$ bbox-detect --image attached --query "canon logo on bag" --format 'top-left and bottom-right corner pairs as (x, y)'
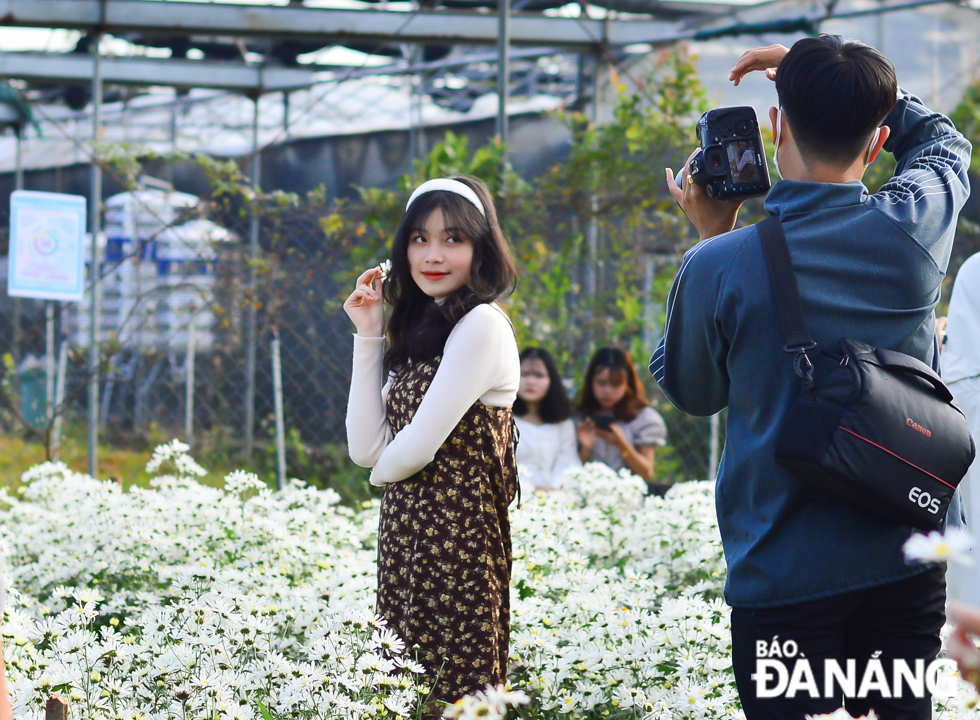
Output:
(907, 418), (932, 438)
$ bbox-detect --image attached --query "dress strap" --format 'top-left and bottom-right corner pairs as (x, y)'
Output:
(510, 414), (522, 509)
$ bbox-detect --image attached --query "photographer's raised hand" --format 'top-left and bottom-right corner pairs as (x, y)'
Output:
(729, 44), (790, 86)
(665, 149), (743, 241)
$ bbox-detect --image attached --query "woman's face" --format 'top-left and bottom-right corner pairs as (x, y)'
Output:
(407, 207), (474, 300)
(592, 367), (629, 410)
(519, 357), (551, 405)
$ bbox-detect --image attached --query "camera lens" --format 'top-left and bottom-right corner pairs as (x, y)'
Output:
(736, 120), (752, 136)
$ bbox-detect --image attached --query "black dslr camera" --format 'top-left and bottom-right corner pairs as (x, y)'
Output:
(684, 107), (771, 201)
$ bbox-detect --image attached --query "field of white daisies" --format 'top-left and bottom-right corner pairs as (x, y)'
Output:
(0, 440), (978, 720)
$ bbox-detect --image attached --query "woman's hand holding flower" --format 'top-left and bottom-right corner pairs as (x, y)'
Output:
(344, 266), (386, 337)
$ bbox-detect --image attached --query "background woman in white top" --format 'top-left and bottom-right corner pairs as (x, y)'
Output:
(343, 175), (520, 715)
(513, 347), (582, 489)
(576, 346), (667, 482)
(942, 253), (980, 606)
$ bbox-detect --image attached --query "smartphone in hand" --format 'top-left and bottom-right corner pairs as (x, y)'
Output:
(594, 412), (615, 431)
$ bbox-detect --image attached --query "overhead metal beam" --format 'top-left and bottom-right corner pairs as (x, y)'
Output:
(2, 0), (947, 95)
(0, 0), (676, 49)
(0, 47), (587, 114)
(0, 52), (322, 92)
(0, 49), (571, 93)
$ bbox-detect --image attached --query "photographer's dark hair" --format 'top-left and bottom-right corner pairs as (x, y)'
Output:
(513, 347), (574, 423)
(775, 34), (897, 167)
(383, 175), (517, 374)
(578, 346), (650, 422)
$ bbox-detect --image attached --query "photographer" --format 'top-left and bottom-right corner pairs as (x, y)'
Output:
(650, 36), (971, 720)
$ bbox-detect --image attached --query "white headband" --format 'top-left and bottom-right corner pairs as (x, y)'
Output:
(406, 178), (486, 218)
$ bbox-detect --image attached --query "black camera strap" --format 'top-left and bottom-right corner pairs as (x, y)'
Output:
(757, 215), (817, 385)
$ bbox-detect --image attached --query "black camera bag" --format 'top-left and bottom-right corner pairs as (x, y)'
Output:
(758, 215), (975, 530)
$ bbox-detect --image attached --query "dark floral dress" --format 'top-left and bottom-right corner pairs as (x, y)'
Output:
(376, 355), (519, 715)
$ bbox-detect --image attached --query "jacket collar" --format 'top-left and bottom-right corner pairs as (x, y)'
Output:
(763, 179), (870, 219)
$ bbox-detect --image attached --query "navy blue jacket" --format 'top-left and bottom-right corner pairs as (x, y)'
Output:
(650, 90), (972, 608)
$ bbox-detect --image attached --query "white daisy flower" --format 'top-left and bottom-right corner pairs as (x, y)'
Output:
(903, 527), (974, 566)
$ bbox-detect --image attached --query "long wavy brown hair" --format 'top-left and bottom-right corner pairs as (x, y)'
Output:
(577, 346), (650, 422)
(382, 176), (517, 374)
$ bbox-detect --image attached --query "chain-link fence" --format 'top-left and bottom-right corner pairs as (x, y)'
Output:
(0, 164), (359, 482)
(0, 147), (725, 492)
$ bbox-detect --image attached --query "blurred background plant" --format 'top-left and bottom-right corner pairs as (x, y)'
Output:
(3, 50), (980, 498)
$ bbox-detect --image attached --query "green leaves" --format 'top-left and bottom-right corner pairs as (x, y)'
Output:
(256, 699), (275, 720)
(321, 50), (716, 384)
(952, 79), (980, 176)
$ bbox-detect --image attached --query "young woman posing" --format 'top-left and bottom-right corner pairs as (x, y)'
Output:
(576, 346), (667, 481)
(343, 176), (520, 714)
(513, 347), (581, 489)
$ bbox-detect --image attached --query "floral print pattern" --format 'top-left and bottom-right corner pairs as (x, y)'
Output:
(377, 356), (519, 715)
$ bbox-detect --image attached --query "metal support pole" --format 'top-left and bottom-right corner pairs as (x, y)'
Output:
(283, 91), (290, 136)
(12, 125), (24, 371)
(168, 91), (178, 184)
(585, 51), (600, 300)
(642, 255), (656, 351)
(45, 301), (55, 421)
(244, 95), (261, 460)
(52, 333), (68, 461)
(416, 69), (427, 159)
(407, 46), (419, 161)
(876, 0), (886, 52)
(185, 307), (197, 449)
(272, 326), (286, 491)
(708, 412), (720, 481)
(14, 124), (23, 190)
(496, 0), (510, 143)
(587, 196), (598, 298)
(88, 31), (104, 478)
(591, 50), (600, 124)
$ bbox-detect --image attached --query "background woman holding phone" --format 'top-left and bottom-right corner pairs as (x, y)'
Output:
(576, 346), (667, 482)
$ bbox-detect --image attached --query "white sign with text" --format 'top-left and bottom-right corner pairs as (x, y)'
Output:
(7, 190), (87, 301)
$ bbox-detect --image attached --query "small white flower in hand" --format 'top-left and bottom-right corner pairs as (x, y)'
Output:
(379, 260), (392, 281)
(903, 527), (974, 566)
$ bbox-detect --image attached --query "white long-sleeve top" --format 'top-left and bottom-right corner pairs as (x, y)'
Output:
(944, 253), (980, 385)
(514, 417), (581, 488)
(346, 302), (520, 486)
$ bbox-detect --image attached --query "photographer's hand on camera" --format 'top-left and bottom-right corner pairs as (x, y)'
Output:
(666, 149), (744, 241)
